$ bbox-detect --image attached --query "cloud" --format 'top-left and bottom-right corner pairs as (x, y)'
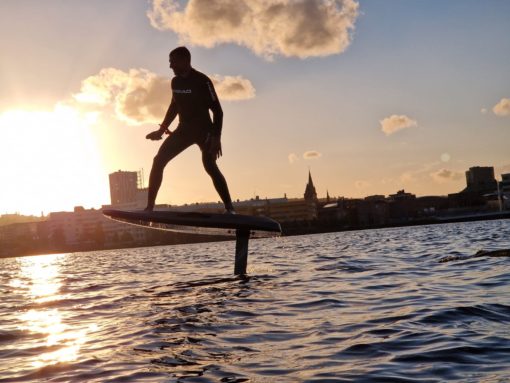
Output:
(74, 68), (171, 125)
(74, 68), (255, 124)
(147, 0), (359, 59)
(430, 168), (463, 183)
(303, 150), (322, 159)
(380, 114), (417, 136)
(288, 153), (298, 164)
(481, 107), (488, 114)
(398, 161), (441, 184)
(493, 98), (510, 117)
(211, 75), (255, 100)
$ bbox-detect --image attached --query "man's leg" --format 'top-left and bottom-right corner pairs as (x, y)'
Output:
(146, 130), (192, 210)
(202, 151), (234, 212)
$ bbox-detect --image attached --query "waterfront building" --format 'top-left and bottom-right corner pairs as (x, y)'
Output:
(109, 170), (148, 208)
(449, 166), (498, 208)
(46, 206), (149, 248)
(464, 166), (497, 193)
(498, 173), (510, 209)
(157, 171), (320, 222)
(0, 221), (39, 256)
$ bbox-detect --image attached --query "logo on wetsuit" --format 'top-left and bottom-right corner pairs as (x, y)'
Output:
(173, 89), (192, 94)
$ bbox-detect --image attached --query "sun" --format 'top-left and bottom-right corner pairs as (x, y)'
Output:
(0, 104), (109, 215)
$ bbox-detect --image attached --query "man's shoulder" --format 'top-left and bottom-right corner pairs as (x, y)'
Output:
(191, 68), (211, 83)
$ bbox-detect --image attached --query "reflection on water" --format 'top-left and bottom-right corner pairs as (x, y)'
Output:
(11, 254), (64, 302)
(12, 254), (97, 369)
(1, 220), (510, 382)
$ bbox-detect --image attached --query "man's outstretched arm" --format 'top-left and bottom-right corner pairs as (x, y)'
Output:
(146, 97), (178, 140)
(160, 97), (178, 131)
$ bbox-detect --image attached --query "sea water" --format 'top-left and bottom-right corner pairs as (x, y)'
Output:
(1, 219), (509, 382)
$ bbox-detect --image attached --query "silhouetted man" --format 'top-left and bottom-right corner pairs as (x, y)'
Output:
(145, 46), (234, 213)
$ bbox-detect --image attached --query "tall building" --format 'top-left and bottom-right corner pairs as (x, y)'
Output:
(109, 171), (138, 205)
(464, 166), (497, 193)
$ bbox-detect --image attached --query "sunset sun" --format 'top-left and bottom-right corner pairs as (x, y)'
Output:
(0, 105), (109, 215)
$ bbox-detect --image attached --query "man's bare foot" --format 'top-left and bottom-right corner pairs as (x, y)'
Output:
(224, 208), (236, 215)
(144, 205), (154, 212)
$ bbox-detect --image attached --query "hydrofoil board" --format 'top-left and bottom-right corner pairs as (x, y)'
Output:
(102, 209), (281, 238)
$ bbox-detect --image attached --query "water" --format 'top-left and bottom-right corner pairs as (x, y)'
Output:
(1, 220), (510, 382)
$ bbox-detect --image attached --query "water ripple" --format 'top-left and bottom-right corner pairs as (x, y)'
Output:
(1, 219), (510, 382)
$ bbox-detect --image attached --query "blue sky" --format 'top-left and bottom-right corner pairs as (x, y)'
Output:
(0, 0), (509, 214)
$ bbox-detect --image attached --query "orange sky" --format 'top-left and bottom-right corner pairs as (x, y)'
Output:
(0, 0), (509, 216)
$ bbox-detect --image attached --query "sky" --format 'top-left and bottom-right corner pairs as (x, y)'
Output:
(0, 0), (509, 216)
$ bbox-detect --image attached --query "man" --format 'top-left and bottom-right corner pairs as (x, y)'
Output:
(145, 46), (235, 213)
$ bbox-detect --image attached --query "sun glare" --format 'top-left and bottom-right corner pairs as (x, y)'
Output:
(14, 254), (98, 368)
(0, 105), (109, 215)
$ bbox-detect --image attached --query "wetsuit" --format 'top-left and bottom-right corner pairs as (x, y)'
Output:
(147, 68), (233, 210)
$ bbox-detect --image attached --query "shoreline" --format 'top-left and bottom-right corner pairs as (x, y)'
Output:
(1, 213), (509, 259)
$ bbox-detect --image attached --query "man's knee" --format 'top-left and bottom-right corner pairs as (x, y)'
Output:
(202, 156), (218, 175)
(152, 154), (168, 171)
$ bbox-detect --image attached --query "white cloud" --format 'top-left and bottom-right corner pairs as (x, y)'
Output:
(303, 150), (322, 159)
(493, 98), (510, 117)
(147, 0), (359, 59)
(398, 161), (440, 184)
(211, 75), (255, 100)
(73, 68), (171, 125)
(74, 68), (255, 125)
(288, 153), (298, 164)
(380, 114), (417, 136)
(430, 168), (463, 183)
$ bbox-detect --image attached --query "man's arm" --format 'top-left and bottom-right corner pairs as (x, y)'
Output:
(203, 78), (224, 158)
(205, 79), (223, 136)
(146, 96), (178, 140)
(160, 96), (178, 132)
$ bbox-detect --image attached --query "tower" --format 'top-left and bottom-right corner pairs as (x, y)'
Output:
(304, 170), (318, 202)
(109, 170), (138, 205)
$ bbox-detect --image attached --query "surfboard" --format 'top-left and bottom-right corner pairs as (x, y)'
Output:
(102, 209), (282, 238)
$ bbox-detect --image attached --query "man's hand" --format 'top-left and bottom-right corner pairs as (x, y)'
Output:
(206, 134), (222, 159)
(146, 128), (170, 141)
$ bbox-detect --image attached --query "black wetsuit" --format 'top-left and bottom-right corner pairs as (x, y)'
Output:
(147, 68), (233, 209)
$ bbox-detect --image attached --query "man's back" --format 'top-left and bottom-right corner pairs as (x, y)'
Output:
(171, 68), (220, 131)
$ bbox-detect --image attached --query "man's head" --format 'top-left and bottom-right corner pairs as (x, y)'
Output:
(169, 46), (191, 77)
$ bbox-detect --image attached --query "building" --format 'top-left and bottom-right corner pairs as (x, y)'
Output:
(498, 173), (510, 209)
(304, 171), (318, 202)
(46, 206), (149, 249)
(0, 221), (39, 256)
(449, 166), (498, 208)
(357, 197), (389, 226)
(109, 170), (138, 205)
(387, 190), (417, 222)
(464, 166), (497, 193)
(108, 170), (148, 209)
(500, 173), (510, 193)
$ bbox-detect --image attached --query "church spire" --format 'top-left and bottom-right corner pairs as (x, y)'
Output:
(304, 169), (318, 201)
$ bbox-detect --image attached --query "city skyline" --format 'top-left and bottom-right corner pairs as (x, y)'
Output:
(3, 164), (507, 218)
(1, 0), (509, 216)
